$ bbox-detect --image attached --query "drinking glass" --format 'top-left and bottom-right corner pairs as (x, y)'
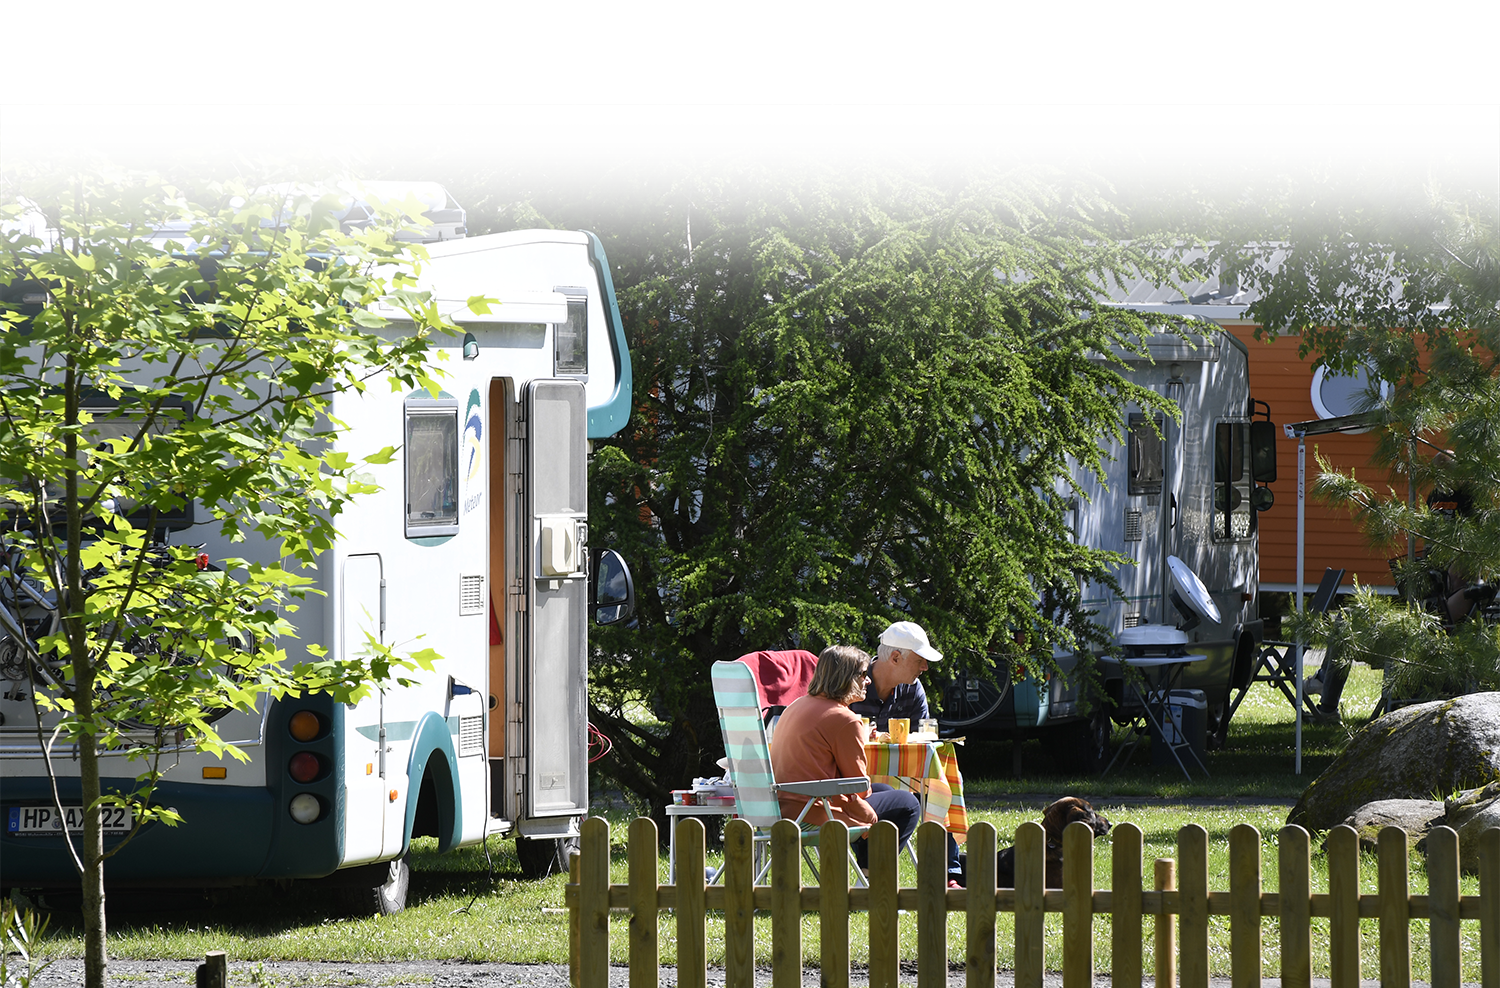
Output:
(919, 717), (938, 737)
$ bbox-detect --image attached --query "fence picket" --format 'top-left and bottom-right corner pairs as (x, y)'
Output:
(1014, 821), (1046, 988)
(821, 820), (852, 988)
(1177, 825), (1209, 988)
(677, 817), (707, 988)
(1428, 826), (1460, 988)
(566, 817), (1498, 988)
(723, 819), (756, 988)
(1278, 826), (1311, 988)
(1481, 828), (1499, 988)
(628, 817), (660, 988)
(569, 850), (581, 988)
(1326, 825), (1360, 988)
(1062, 821), (1095, 988)
(578, 816), (611, 988)
(1111, 824), (1143, 988)
(918, 821), (949, 988)
(966, 822), (998, 988)
(770, 820), (801, 988)
(869, 821), (900, 988)
(1154, 858), (1176, 988)
(1379, 825), (1412, 988)
(1228, 824), (1261, 988)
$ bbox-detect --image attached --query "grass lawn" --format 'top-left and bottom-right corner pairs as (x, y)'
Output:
(25, 662), (1488, 981)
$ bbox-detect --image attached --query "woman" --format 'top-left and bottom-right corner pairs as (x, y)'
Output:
(767, 644), (921, 871)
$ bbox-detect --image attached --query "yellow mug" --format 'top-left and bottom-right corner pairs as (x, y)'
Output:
(888, 718), (910, 744)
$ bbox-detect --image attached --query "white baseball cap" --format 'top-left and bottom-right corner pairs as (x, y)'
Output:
(880, 620), (942, 663)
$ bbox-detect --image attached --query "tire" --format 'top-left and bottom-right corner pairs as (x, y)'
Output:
(937, 658), (1010, 730)
(344, 853), (410, 916)
(516, 833), (580, 880)
(1206, 696), (1231, 751)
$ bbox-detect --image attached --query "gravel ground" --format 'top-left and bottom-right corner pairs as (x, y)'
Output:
(23, 959), (1440, 988)
(31, 959), (1467, 988)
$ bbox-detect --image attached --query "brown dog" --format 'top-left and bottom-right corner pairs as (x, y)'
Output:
(993, 796), (1113, 888)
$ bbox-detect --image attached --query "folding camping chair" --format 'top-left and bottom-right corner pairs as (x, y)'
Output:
(710, 659), (871, 886)
(1228, 567), (1344, 720)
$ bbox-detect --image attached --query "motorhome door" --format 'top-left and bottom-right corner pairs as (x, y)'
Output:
(521, 380), (589, 819)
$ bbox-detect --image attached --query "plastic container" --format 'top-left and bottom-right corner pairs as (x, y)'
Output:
(1150, 688), (1207, 767)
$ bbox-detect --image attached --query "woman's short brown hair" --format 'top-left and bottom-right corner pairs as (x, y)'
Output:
(807, 645), (872, 704)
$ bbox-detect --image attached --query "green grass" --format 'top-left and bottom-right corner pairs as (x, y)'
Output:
(28, 662), (1486, 980)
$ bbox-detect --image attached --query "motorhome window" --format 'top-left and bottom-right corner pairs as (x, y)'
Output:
(1213, 420), (1252, 541)
(1127, 414), (1164, 495)
(46, 400), (194, 529)
(404, 402), (460, 539)
(553, 288), (588, 377)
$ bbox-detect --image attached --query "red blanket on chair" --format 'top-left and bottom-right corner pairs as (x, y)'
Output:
(735, 650), (819, 711)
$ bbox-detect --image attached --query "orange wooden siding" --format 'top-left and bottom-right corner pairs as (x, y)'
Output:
(1229, 325), (1402, 591)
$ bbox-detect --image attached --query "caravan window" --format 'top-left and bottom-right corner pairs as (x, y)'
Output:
(1127, 414), (1164, 496)
(553, 287), (588, 377)
(1213, 420), (1253, 541)
(404, 398), (460, 539)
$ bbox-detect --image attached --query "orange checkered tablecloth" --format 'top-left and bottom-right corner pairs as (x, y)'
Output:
(863, 741), (968, 842)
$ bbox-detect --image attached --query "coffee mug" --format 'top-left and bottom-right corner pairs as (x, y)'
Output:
(889, 717), (910, 744)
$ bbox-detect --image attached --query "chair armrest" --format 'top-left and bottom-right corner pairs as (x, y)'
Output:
(775, 777), (868, 798)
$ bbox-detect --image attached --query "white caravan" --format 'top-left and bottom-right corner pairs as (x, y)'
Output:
(1, 210), (635, 909)
(938, 325), (1278, 769)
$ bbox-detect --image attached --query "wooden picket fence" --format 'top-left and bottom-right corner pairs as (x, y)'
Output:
(568, 816), (1500, 988)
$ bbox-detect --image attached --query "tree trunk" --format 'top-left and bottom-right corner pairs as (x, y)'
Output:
(76, 666), (108, 988)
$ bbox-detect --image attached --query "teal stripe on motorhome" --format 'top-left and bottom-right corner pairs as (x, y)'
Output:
(584, 232), (633, 440)
(402, 712), (463, 854)
(355, 717), (464, 743)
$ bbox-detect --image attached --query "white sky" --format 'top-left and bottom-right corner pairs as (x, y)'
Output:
(7, 1), (1495, 106)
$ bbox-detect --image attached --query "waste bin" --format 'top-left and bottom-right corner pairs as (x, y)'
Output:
(1150, 688), (1207, 768)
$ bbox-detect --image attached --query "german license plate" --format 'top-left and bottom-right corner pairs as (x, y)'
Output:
(7, 804), (133, 835)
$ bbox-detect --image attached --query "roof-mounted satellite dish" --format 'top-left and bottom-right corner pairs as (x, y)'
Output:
(1167, 555), (1221, 631)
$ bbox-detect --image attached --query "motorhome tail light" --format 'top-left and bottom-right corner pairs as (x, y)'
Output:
(288, 752), (322, 783)
(288, 793), (321, 824)
(288, 711), (321, 742)
(196, 553), (210, 571)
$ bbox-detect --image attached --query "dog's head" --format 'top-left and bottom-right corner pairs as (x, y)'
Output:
(1041, 796), (1112, 841)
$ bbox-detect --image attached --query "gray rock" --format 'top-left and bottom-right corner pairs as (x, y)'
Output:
(1337, 799), (1446, 851)
(1445, 780), (1500, 873)
(1288, 692), (1500, 832)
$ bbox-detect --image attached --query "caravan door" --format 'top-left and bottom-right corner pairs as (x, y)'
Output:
(521, 380), (589, 822)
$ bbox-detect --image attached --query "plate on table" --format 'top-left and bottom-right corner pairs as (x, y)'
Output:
(906, 732), (940, 743)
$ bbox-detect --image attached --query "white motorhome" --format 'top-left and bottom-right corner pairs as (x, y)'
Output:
(938, 324), (1278, 770)
(0, 201), (635, 910)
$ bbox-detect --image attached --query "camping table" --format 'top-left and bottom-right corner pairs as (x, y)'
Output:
(665, 802), (738, 884)
(863, 740), (969, 843)
(1103, 654), (1209, 781)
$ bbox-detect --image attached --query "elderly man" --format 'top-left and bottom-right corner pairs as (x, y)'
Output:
(849, 620), (966, 886)
(849, 620), (942, 730)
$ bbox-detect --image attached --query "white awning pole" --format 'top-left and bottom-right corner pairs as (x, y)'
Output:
(1295, 436), (1306, 775)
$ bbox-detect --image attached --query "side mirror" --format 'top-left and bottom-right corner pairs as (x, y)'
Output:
(1250, 420), (1278, 484)
(1251, 486), (1275, 512)
(592, 548), (635, 627)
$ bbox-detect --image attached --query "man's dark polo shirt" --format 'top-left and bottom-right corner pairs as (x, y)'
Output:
(849, 678), (930, 731)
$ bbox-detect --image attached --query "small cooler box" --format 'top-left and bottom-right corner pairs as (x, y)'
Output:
(1150, 688), (1207, 767)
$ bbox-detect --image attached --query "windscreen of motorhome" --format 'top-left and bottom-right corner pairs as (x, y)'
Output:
(404, 399), (460, 538)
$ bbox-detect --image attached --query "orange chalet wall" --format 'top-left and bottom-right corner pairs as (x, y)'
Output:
(1228, 324), (1402, 592)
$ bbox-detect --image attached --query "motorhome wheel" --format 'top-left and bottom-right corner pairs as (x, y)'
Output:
(517, 833), (580, 879)
(1056, 706), (1113, 774)
(343, 853), (410, 916)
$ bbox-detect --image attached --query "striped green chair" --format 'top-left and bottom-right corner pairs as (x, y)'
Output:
(710, 659), (870, 886)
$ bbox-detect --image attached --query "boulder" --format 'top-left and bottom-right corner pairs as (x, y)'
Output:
(1444, 780), (1500, 874)
(1337, 799), (1446, 851)
(1288, 692), (1500, 832)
